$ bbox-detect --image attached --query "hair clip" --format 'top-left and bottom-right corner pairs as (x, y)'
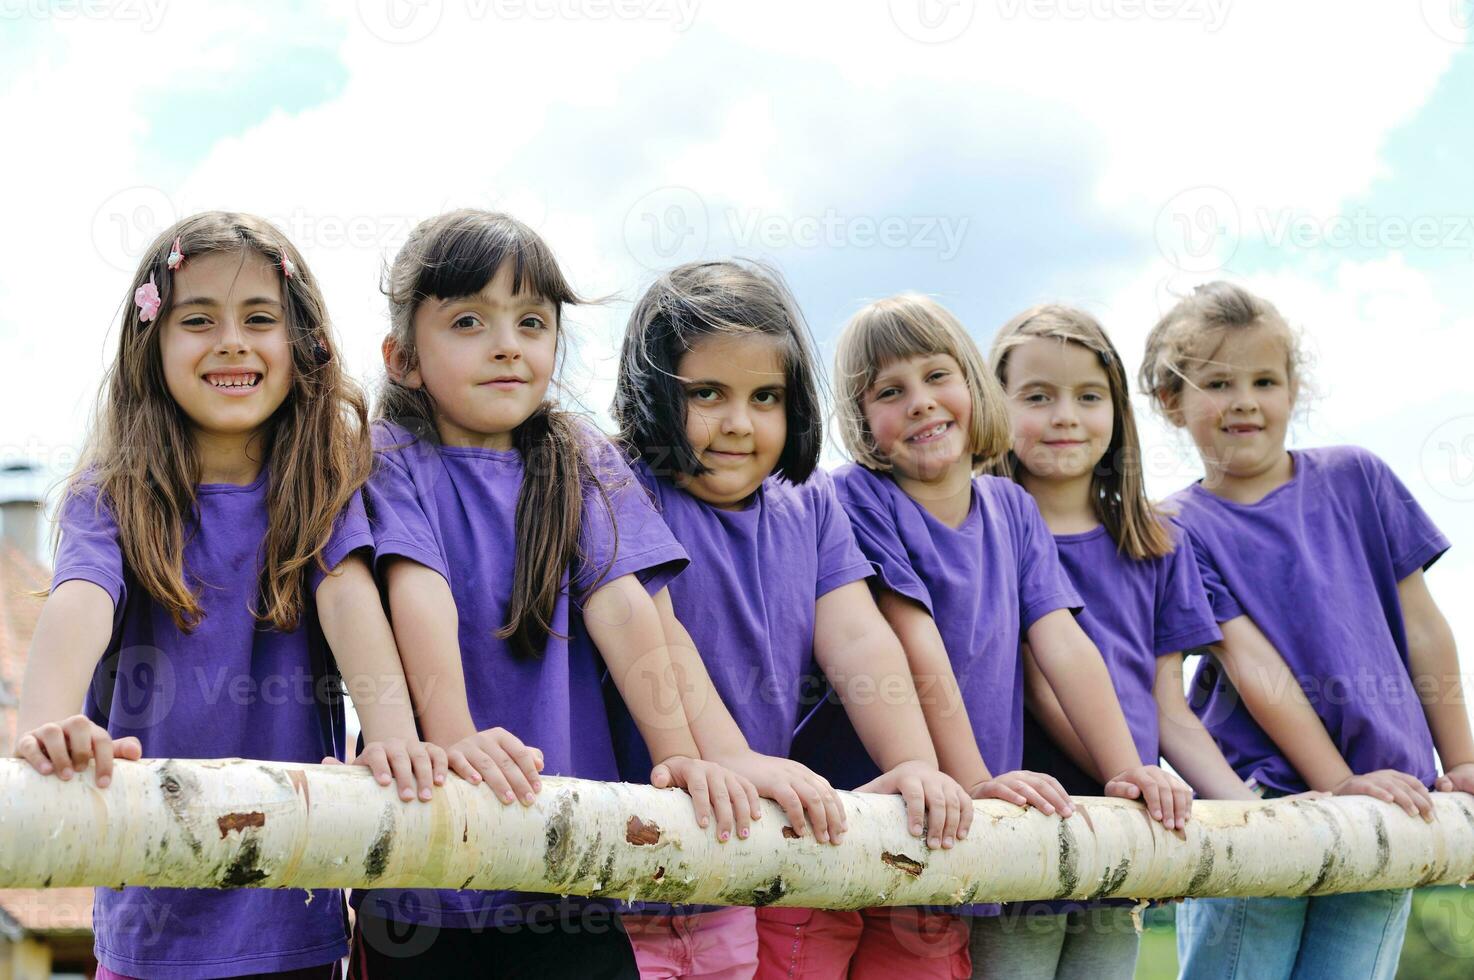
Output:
(166, 236), (184, 271)
(134, 273), (161, 323)
(281, 255), (296, 279)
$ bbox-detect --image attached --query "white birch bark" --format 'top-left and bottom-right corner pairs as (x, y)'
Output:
(1, 759), (1471, 906)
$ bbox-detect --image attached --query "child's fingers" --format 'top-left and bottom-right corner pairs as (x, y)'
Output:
(935, 785), (961, 848)
(740, 776), (763, 822)
(649, 763), (672, 789)
(384, 742), (416, 802)
(427, 744), (448, 787)
(773, 787), (808, 838)
(955, 786), (973, 840)
(1437, 775), (1453, 792)
(38, 725), (73, 779)
(510, 747), (543, 795)
(114, 736), (142, 761)
(478, 748), (528, 805)
(796, 781), (830, 844)
(359, 745), (393, 786)
(15, 734), (53, 775)
(924, 784), (948, 848)
(91, 731), (116, 788)
(708, 770), (735, 842)
(1145, 778), (1169, 826)
(819, 784), (846, 843)
(63, 717), (97, 776)
(727, 775), (753, 841)
(407, 744), (435, 801)
(900, 778), (927, 838)
(1173, 783), (1194, 826)
(320, 756), (343, 766)
(1012, 781), (1055, 815)
(679, 766), (714, 831)
(446, 749), (481, 785)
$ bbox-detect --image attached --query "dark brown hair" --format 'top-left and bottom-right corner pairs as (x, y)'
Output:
(64, 211), (369, 631)
(991, 304), (1172, 561)
(379, 209), (605, 657)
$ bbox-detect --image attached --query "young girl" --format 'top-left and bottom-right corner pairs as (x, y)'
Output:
(350, 211), (755, 979)
(610, 261), (974, 980)
(986, 304), (1263, 978)
(14, 212), (444, 979)
(1140, 281), (1470, 979)
(794, 293), (1194, 979)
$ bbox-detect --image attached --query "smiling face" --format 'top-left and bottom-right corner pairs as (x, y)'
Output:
(396, 260), (558, 449)
(1003, 337), (1114, 484)
(675, 332), (788, 509)
(861, 352), (974, 485)
(160, 250), (293, 448)
(1171, 323), (1296, 488)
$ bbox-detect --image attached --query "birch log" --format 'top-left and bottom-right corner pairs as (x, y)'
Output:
(1, 759), (1472, 907)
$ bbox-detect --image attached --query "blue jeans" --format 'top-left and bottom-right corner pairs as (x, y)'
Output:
(1176, 889), (1411, 980)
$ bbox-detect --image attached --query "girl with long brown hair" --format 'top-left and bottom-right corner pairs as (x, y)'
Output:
(349, 210), (756, 979)
(14, 211), (444, 979)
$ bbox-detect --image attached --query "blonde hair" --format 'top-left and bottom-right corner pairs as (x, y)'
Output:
(834, 293), (1011, 473)
(990, 304), (1172, 560)
(1140, 281), (1306, 417)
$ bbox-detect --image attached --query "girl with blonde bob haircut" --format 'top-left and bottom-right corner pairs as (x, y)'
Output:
(794, 293), (1189, 978)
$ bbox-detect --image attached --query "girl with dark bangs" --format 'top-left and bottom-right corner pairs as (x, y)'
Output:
(611, 261), (973, 980)
(15, 211), (444, 979)
(350, 211), (755, 978)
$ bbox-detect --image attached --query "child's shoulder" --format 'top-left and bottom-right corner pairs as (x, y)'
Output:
(829, 461), (897, 513)
(1298, 444), (1389, 482)
(972, 471), (1042, 519)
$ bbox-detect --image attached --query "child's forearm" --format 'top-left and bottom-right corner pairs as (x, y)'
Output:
(1028, 611), (1141, 779)
(875, 591), (990, 788)
(1154, 653), (1256, 800)
(317, 555), (419, 743)
(1214, 616), (1354, 791)
(589, 575), (701, 764)
(1400, 572), (1474, 770)
(383, 559), (478, 746)
(651, 589), (751, 761)
(1022, 643), (1101, 782)
(16, 581), (116, 733)
(814, 582), (937, 772)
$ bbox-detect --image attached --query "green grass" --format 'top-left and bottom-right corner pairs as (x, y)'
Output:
(1130, 888), (1474, 979)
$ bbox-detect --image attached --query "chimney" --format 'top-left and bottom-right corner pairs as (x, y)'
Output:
(0, 462), (45, 561)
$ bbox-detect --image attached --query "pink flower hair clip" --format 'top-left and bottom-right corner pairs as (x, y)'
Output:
(134, 274), (161, 324)
(281, 255), (297, 279)
(166, 236), (185, 271)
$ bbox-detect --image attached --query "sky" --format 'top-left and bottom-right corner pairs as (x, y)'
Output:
(1, 1), (1472, 715)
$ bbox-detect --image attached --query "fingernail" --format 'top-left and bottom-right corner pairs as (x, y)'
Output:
(700, 817), (709, 828)
(928, 837), (940, 849)
(435, 774), (445, 784)
(401, 788), (413, 800)
(503, 791), (515, 804)
(523, 793), (535, 805)
(61, 769), (72, 780)
(1042, 804), (1054, 814)
(944, 836), (955, 848)
(739, 828), (750, 839)
(97, 775), (110, 788)
(38, 763), (51, 774)
(532, 781), (542, 792)
(421, 789), (432, 801)
(470, 773), (482, 783)
(818, 832), (828, 843)
(720, 830), (730, 842)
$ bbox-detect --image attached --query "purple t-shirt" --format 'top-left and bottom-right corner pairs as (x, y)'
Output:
(355, 420), (687, 930)
(607, 461), (873, 777)
(53, 471), (369, 979)
(1022, 525), (1222, 793)
(792, 464), (1083, 787)
(1171, 446), (1448, 794)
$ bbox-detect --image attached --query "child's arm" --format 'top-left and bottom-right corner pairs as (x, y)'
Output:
(13, 581), (140, 786)
(588, 574), (757, 841)
(1211, 614), (1433, 816)
(1021, 642), (1101, 781)
(880, 592), (1073, 817)
(651, 589), (844, 844)
(383, 558), (544, 805)
(316, 554), (446, 802)
(1398, 570), (1474, 793)
(1152, 653), (1257, 801)
(1027, 609), (1192, 829)
(814, 580), (974, 850)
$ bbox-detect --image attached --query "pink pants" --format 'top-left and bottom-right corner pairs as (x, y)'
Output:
(754, 907), (970, 980)
(624, 906), (760, 979)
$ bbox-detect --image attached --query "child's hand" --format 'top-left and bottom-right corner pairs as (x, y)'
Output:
(970, 770), (1075, 819)
(1334, 769), (1434, 819)
(856, 760), (973, 850)
(652, 756), (761, 843)
(324, 737), (447, 803)
(445, 727), (544, 806)
(14, 715), (141, 788)
(1105, 764), (1193, 830)
(1435, 762), (1474, 795)
(715, 750), (846, 844)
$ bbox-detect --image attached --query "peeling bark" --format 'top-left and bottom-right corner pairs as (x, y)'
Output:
(2, 759), (1472, 908)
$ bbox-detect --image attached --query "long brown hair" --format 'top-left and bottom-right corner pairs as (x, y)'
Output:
(990, 305), (1172, 561)
(63, 211), (370, 631)
(378, 209), (604, 658)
